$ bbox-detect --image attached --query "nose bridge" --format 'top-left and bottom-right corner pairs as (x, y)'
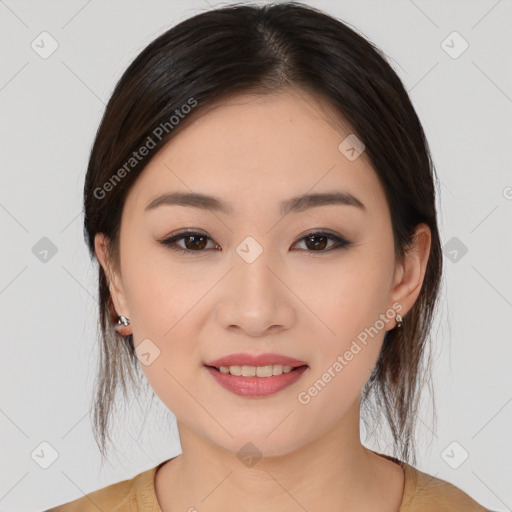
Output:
(234, 235), (279, 306)
(219, 234), (292, 335)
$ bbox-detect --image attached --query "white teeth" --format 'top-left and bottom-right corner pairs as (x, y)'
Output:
(217, 364), (295, 377)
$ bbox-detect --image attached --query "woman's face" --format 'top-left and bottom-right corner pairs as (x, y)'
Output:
(96, 89), (426, 457)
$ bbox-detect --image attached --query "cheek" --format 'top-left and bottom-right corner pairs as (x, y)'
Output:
(303, 252), (392, 387)
(305, 254), (392, 339)
(303, 287), (388, 419)
(121, 252), (209, 403)
(122, 243), (201, 337)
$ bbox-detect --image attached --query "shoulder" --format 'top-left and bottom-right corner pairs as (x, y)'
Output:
(45, 465), (160, 512)
(401, 463), (493, 511)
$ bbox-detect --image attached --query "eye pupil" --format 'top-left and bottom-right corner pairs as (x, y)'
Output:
(305, 234), (328, 251)
(185, 234), (207, 250)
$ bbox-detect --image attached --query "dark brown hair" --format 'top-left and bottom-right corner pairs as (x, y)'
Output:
(83, 1), (442, 467)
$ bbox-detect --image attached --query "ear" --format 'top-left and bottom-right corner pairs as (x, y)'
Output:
(390, 223), (432, 324)
(94, 233), (131, 321)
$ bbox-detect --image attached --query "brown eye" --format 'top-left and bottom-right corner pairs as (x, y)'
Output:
(159, 230), (219, 255)
(304, 234), (329, 251)
(293, 231), (352, 252)
(182, 233), (208, 250)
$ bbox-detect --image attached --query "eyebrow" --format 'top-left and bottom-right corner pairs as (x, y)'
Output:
(144, 190), (365, 216)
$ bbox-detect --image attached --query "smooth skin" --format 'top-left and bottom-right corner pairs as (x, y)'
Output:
(95, 87), (431, 512)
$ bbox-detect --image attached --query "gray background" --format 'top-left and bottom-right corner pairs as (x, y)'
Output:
(1, 0), (511, 510)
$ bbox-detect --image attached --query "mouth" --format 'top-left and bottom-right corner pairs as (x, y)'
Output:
(203, 363), (310, 397)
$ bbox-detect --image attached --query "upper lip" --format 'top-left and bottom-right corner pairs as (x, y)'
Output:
(204, 353), (308, 368)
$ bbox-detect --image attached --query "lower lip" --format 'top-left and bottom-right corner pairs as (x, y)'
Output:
(204, 365), (309, 397)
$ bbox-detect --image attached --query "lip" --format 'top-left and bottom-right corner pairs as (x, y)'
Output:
(204, 352), (308, 368)
(205, 364), (309, 398)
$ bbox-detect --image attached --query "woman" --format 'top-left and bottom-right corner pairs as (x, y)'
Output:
(47, 2), (492, 510)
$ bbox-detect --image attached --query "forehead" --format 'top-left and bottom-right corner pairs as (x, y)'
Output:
(125, 89), (386, 217)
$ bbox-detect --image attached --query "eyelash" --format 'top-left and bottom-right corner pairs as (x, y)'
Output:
(158, 229), (352, 255)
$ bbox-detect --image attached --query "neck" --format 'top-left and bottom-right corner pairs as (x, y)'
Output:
(155, 401), (405, 512)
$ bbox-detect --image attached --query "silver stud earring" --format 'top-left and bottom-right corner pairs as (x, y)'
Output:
(114, 315), (131, 335)
(118, 315), (130, 326)
(395, 314), (403, 328)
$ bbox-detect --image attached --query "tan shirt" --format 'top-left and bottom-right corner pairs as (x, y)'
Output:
(46, 453), (493, 511)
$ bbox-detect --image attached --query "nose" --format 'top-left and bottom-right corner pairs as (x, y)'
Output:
(215, 248), (296, 337)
